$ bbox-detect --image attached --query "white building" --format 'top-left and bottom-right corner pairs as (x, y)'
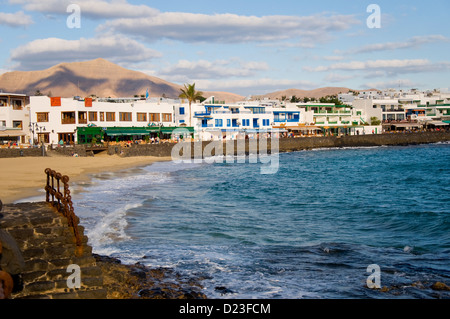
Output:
(29, 96), (179, 145)
(0, 93), (30, 145)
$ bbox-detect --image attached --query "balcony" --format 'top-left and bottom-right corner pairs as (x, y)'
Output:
(61, 118), (76, 125)
(314, 111), (351, 116)
(194, 112), (211, 117)
(383, 109), (405, 113)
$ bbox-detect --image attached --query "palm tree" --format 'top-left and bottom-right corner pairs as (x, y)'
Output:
(179, 83), (204, 127)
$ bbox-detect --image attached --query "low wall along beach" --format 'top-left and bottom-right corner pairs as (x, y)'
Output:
(1, 131), (449, 159)
(108, 131), (450, 158)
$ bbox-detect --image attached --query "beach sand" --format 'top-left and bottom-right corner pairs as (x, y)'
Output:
(0, 154), (172, 204)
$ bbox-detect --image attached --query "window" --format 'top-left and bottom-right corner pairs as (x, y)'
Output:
(179, 107), (185, 115)
(149, 113), (160, 122)
(78, 111), (87, 124)
(162, 113), (172, 122)
(12, 121), (23, 129)
(287, 113), (300, 122)
(106, 112), (115, 122)
(38, 133), (50, 144)
(119, 112), (132, 122)
(137, 113), (147, 122)
(12, 99), (23, 110)
(262, 119), (270, 126)
(0, 98), (7, 107)
(100, 112), (105, 121)
(37, 112), (49, 122)
(89, 112), (98, 122)
(227, 119), (231, 127)
(58, 133), (74, 144)
(0, 120), (6, 128)
(215, 119), (223, 127)
(61, 112), (76, 124)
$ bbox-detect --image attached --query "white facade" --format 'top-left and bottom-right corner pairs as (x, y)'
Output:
(0, 93), (30, 145)
(29, 96), (179, 144)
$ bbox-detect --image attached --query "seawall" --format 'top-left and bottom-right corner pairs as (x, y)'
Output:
(1, 132), (449, 159)
(109, 131), (450, 158)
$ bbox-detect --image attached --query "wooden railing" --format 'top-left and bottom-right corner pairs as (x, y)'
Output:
(44, 169), (82, 249)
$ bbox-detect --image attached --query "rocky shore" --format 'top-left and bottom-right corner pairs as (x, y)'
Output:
(93, 254), (207, 299)
(0, 201), (207, 299)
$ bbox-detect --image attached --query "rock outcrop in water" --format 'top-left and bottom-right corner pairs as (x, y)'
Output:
(94, 255), (207, 299)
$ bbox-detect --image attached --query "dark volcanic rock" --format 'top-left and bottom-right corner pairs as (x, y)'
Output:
(93, 254), (207, 299)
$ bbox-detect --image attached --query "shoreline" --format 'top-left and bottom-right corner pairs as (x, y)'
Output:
(0, 154), (173, 204)
(2, 133), (450, 204)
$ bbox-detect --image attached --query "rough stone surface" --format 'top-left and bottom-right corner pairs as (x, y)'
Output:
(0, 202), (106, 299)
(94, 255), (207, 299)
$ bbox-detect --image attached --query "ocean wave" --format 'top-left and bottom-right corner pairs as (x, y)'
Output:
(86, 202), (143, 251)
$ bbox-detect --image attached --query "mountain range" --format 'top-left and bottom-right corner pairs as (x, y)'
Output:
(0, 58), (365, 102)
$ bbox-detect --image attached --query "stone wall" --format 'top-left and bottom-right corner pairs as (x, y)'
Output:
(280, 131), (450, 151)
(48, 145), (88, 157)
(0, 148), (44, 158)
(109, 132), (450, 159)
(2, 132), (449, 159)
(107, 143), (175, 157)
(0, 202), (107, 299)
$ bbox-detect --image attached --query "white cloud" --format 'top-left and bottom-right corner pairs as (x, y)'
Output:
(305, 59), (450, 75)
(0, 11), (33, 27)
(362, 79), (420, 90)
(10, 35), (161, 70)
(349, 35), (449, 54)
(158, 59), (269, 80)
(323, 56), (345, 61)
(98, 12), (360, 43)
(324, 73), (353, 83)
(9, 0), (159, 19)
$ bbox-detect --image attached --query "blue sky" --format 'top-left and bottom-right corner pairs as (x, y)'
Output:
(1, 0), (449, 96)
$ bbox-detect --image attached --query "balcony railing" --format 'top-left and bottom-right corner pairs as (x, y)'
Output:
(194, 112), (211, 117)
(78, 119), (88, 124)
(314, 111), (351, 115)
(61, 118), (76, 125)
(383, 109), (406, 113)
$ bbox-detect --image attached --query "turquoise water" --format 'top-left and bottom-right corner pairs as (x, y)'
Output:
(72, 143), (450, 299)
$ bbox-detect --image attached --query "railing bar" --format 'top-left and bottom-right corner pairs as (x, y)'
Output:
(44, 168), (82, 248)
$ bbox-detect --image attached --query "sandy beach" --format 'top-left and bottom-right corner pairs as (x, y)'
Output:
(0, 154), (172, 204)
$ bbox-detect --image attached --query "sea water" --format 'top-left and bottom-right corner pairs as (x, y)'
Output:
(71, 143), (450, 299)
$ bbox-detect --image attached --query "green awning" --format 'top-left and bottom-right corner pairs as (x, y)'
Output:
(106, 129), (149, 136)
(101, 126), (195, 136)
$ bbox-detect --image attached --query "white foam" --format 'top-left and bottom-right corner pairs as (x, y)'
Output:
(86, 202), (143, 248)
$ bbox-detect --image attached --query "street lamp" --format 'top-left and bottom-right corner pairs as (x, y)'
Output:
(29, 122), (46, 146)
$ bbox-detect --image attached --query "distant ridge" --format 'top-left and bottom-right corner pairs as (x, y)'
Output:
(0, 58), (244, 103)
(258, 87), (354, 100)
(0, 58), (376, 102)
